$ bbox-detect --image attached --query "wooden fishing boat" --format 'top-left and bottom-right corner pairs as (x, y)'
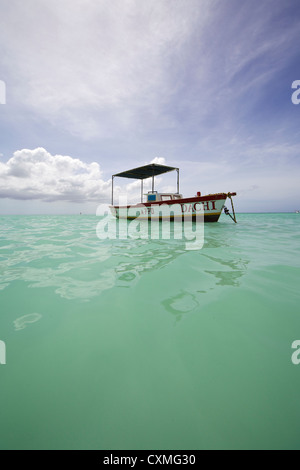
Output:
(110, 163), (237, 223)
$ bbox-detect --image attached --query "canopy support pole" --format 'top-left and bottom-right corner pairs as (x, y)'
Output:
(141, 179), (143, 203)
(111, 176), (114, 206)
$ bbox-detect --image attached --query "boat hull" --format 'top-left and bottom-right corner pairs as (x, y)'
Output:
(110, 193), (232, 223)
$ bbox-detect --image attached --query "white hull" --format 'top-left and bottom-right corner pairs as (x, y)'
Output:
(110, 194), (231, 223)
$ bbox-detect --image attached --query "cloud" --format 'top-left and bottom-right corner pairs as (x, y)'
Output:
(0, 0), (211, 138)
(0, 149), (171, 206)
(150, 157), (166, 165)
(0, 148), (111, 202)
(1, 0), (298, 145)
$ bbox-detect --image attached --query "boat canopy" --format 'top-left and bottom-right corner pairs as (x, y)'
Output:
(112, 163), (180, 205)
(113, 163), (178, 180)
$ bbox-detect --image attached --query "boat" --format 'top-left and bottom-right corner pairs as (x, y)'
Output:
(110, 163), (237, 223)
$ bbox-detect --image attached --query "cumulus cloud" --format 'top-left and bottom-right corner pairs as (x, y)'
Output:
(0, 148), (111, 202)
(150, 157), (166, 165)
(0, 149), (169, 205)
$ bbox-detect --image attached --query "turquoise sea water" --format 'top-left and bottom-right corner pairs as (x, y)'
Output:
(0, 213), (300, 450)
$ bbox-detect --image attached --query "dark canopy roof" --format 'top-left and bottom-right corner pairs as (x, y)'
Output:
(113, 163), (178, 180)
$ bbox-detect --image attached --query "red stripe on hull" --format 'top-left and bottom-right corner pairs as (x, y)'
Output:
(112, 193), (232, 210)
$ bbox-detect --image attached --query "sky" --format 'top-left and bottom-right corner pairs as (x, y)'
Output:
(0, 0), (300, 214)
